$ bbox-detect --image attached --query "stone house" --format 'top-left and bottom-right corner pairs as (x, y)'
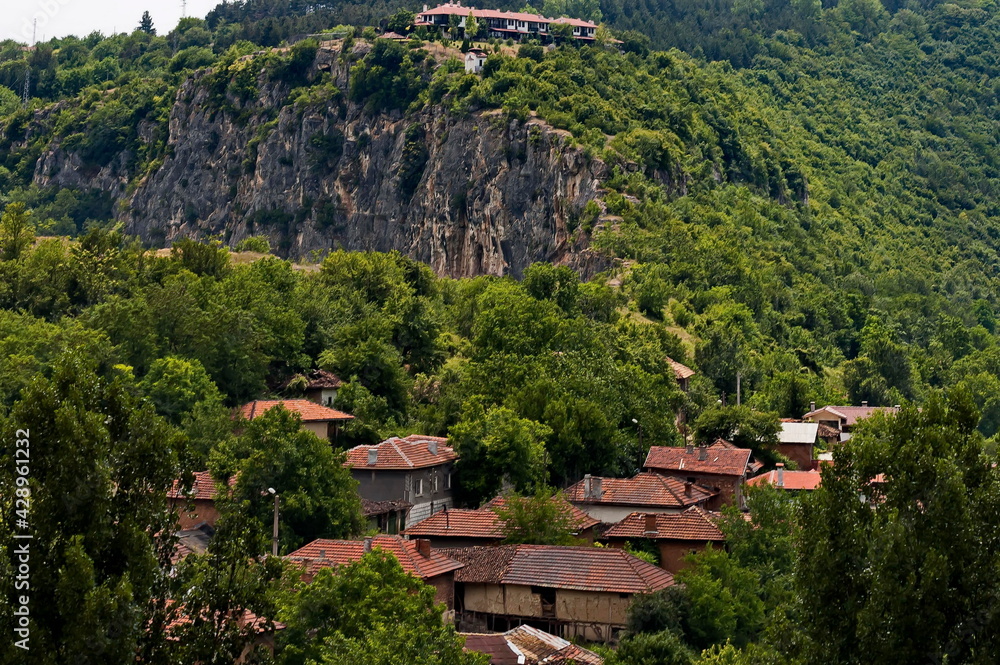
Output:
(600, 507), (725, 573)
(449, 544), (674, 642)
(643, 439), (758, 507)
(286, 535), (464, 608)
(344, 434), (457, 527)
(563, 472), (718, 523)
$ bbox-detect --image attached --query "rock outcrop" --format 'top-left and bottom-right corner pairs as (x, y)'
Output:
(31, 45), (610, 278)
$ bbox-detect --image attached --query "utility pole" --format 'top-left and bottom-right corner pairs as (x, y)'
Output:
(268, 488), (279, 556)
(736, 372), (742, 406)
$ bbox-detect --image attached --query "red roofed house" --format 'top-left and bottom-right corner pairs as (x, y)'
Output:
(449, 544), (674, 642)
(802, 402), (899, 443)
(747, 463), (822, 492)
(463, 624), (604, 665)
(286, 535), (465, 608)
(292, 369), (343, 407)
(600, 507), (725, 573)
(666, 356), (695, 393)
(240, 399), (354, 441)
(167, 470), (236, 529)
(344, 435), (458, 527)
(415, 3), (597, 42)
(564, 472), (719, 522)
(403, 494), (601, 547)
(643, 440), (757, 507)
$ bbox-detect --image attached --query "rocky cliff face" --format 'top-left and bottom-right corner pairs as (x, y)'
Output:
(32, 45), (610, 278)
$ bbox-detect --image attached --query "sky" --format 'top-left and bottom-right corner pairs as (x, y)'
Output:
(1, 0), (223, 43)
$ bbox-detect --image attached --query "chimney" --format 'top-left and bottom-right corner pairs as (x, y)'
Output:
(583, 474), (592, 499)
(423, 3), (428, 9)
(643, 513), (657, 536)
(428, 440), (438, 456)
(416, 539), (431, 558)
(445, 508), (450, 530)
(776, 463), (785, 488)
(684, 481), (692, 497)
(363, 537), (373, 553)
(698, 446), (707, 461)
(319, 549), (326, 559)
(367, 448), (378, 465)
(861, 401), (868, 407)
(686, 443), (694, 455)
(809, 401), (816, 412)
(591, 477), (602, 499)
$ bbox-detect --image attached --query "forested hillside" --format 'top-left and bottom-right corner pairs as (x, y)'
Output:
(3, 0), (1000, 663)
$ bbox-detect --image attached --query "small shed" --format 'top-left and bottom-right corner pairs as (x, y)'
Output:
(465, 48), (488, 73)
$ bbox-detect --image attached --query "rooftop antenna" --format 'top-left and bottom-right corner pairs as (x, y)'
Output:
(182, 0), (188, 17)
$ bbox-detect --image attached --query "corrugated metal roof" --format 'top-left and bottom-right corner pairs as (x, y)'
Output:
(778, 422), (819, 445)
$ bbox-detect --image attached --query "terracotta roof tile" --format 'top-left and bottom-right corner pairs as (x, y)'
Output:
(666, 356), (695, 380)
(602, 507), (725, 541)
(240, 399), (354, 422)
(747, 469), (822, 490)
(167, 471), (236, 500)
(344, 434), (457, 470)
(802, 405), (898, 427)
(286, 536), (464, 580)
(450, 544), (674, 594)
(417, 3), (597, 27)
(564, 473), (716, 509)
(644, 440), (753, 477)
(404, 495), (599, 539)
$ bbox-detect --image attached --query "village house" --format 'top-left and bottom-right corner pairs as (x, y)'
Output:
(362, 498), (412, 534)
(286, 369), (343, 407)
(239, 398), (354, 440)
(563, 472), (718, 522)
(465, 47), (488, 73)
(462, 624), (604, 664)
(802, 402), (899, 443)
(643, 439), (758, 507)
(449, 544), (674, 642)
(777, 420), (819, 470)
(747, 462), (823, 492)
(666, 356), (695, 393)
(403, 494), (601, 547)
(344, 434), (457, 527)
(414, 3), (598, 42)
(167, 470), (232, 529)
(286, 535), (465, 608)
(600, 507), (725, 573)
(166, 605), (284, 661)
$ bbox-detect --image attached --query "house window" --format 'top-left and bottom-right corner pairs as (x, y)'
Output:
(446, 472), (452, 489)
(432, 473), (439, 493)
(415, 478), (424, 497)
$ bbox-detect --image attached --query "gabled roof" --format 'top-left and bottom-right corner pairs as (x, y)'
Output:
(644, 439), (754, 477)
(403, 495), (599, 539)
(665, 356), (696, 381)
(167, 470), (236, 501)
(747, 469), (822, 491)
(286, 536), (464, 580)
(564, 472), (716, 509)
(344, 434), (457, 470)
(602, 507), (725, 542)
(172, 523), (215, 563)
(240, 399), (354, 422)
(778, 422), (819, 445)
(416, 3), (598, 27)
(449, 544), (674, 594)
(802, 405), (898, 427)
(464, 625), (604, 665)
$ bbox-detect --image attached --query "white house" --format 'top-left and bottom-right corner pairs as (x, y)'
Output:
(465, 48), (487, 74)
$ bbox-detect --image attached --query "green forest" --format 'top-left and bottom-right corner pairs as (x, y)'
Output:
(2, 0), (1000, 662)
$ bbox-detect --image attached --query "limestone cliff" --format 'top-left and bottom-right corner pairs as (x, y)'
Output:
(31, 44), (610, 278)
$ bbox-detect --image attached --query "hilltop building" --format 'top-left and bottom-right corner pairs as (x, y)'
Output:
(415, 3), (598, 42)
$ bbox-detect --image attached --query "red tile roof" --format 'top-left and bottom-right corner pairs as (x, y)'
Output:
(167, 471), (236, 500)
(449, 544), (674, 594)
(240, 399), (354, 422)
(602, 507), (725, 542)
(564, 472), (716, 509)
(404, 495), (599, 539)
(802, 405), (898, 428)
(747, 469), (822, 491)
(462, 633), (523, 665)
(344, 434), (457, 470)
(644, 440), (753, 477)
(416, 3), (597, 27)
(286, 536), (464, 580)
(666, 356), (695, 381)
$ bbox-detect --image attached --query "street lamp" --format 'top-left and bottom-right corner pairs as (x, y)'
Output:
(267, 488), (278, 557)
